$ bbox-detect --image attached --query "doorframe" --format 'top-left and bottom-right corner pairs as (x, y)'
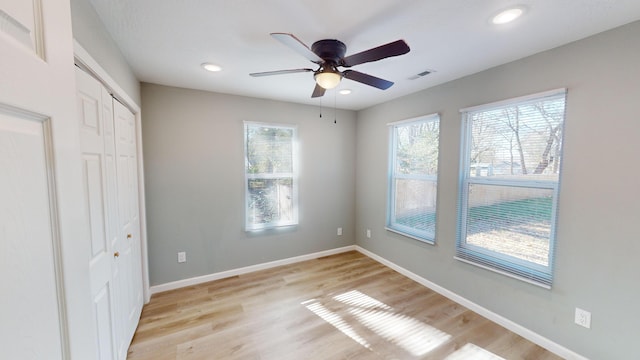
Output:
(73, 40), (151, 303)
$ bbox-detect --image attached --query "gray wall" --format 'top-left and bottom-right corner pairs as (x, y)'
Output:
(141, 83), (357, 286)
(79, 1), (637, 354)
(355, 21), (640, 359)
(70, 0), (140, 105)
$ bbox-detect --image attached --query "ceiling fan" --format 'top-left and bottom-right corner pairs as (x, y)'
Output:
(250, 33), (410, 98)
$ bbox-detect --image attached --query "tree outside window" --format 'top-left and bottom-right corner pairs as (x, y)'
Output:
(387, 114), (440, 243)
(457, 89), (566, 287)
(245, 123), (297, 230)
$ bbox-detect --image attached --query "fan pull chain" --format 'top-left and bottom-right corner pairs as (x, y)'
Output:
(334, 91), (337, 124)
(319, 97), (322, 118)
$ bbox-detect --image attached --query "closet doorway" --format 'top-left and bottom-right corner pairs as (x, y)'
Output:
(76, 64), (146, 360)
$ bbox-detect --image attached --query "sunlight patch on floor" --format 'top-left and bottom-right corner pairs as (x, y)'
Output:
(444, 343), (506, 360)
(333, 290), (391, 310)
(304, 301), (372, 349)
(303, 289), (451, 357)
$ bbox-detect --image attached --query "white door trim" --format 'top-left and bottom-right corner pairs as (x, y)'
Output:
(73, 40), (150, 303)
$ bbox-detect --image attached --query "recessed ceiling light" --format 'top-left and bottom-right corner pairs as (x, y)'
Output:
(339, 89), (352, 95)
(201, 63), (222, 72)
(491, 7), (525, 25)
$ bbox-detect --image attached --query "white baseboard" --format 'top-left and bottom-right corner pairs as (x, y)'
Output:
(149, 244), (585, 359)
(354, 246), (587, 360)
(149, 245), (356, 295)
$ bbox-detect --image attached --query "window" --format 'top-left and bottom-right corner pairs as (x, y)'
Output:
(457, 89), (567, 287)
(244, 122), (298, 231)
(386, 114), (440, 243)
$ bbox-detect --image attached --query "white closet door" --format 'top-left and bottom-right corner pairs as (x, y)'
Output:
(114, 99), (144, 359)
(0, 0), (95, 359)
(76, 68), (145, 360)
(76, 67), (119, 360)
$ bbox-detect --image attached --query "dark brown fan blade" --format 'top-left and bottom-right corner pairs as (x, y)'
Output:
(271, 33), (324, 64)
(343, 70), (394, 90)
(250, 68), (314, 77)
(311, 83), (326, 98)
(341, 40), (410, 67)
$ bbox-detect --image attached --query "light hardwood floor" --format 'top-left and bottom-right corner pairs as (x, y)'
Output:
(128, 251), (562, 359)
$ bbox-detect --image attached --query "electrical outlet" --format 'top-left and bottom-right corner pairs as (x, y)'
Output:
(177, 251), (186, 263)
(366, 229), (371, 238)
(575, 308), (591, 329)
(337, 227), (343, 236)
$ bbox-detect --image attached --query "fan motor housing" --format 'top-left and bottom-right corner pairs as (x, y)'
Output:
(311, 39), (346, 64)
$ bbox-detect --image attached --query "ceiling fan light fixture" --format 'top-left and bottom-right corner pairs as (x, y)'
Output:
(491, 7), (525, 25)
(251, 33), (410, 97)
(314, 68), (342, 89)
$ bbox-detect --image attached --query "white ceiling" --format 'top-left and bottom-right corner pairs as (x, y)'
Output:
(88, 0), (640, 110)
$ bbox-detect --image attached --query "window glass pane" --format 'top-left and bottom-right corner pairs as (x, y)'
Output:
(465, 178), (554, 266)
(468, 97), (565, 181)
(246, 126), (293, 174)
(395, 122), (439, 175)
(387, 115), (439, 243)
(245, 122), (297, 231)
(247, 178), (294, 226)
(458, 90), (566, 286)
(394, 179), (437, 237)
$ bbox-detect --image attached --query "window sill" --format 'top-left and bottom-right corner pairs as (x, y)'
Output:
(454, 256), (551, 289)
(246, 224), (298, 234)
(385, 227), (435, 245)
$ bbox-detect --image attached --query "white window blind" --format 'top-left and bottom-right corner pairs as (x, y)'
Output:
(244, 122), (298, 231)
(457, 89), (567, 287)
(386, 114), (440, 243)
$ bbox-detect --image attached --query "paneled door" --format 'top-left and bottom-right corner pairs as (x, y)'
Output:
(76, 68), (144, 359)
(0, 1), (95, 359)
(76, 67), (119, 360)
(114, 98), (144, 358)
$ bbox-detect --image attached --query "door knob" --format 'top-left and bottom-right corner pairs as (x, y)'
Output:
(127, 233), (132, 239)
(114, 251), (120, 258)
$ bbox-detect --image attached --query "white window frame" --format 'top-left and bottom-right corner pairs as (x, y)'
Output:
(386, 114), (440, 244)
(456, 89), (567, 288)
(244, 121), (298, 231)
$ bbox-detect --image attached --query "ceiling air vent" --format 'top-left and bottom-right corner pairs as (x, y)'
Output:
(408, 69), (436, 80)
